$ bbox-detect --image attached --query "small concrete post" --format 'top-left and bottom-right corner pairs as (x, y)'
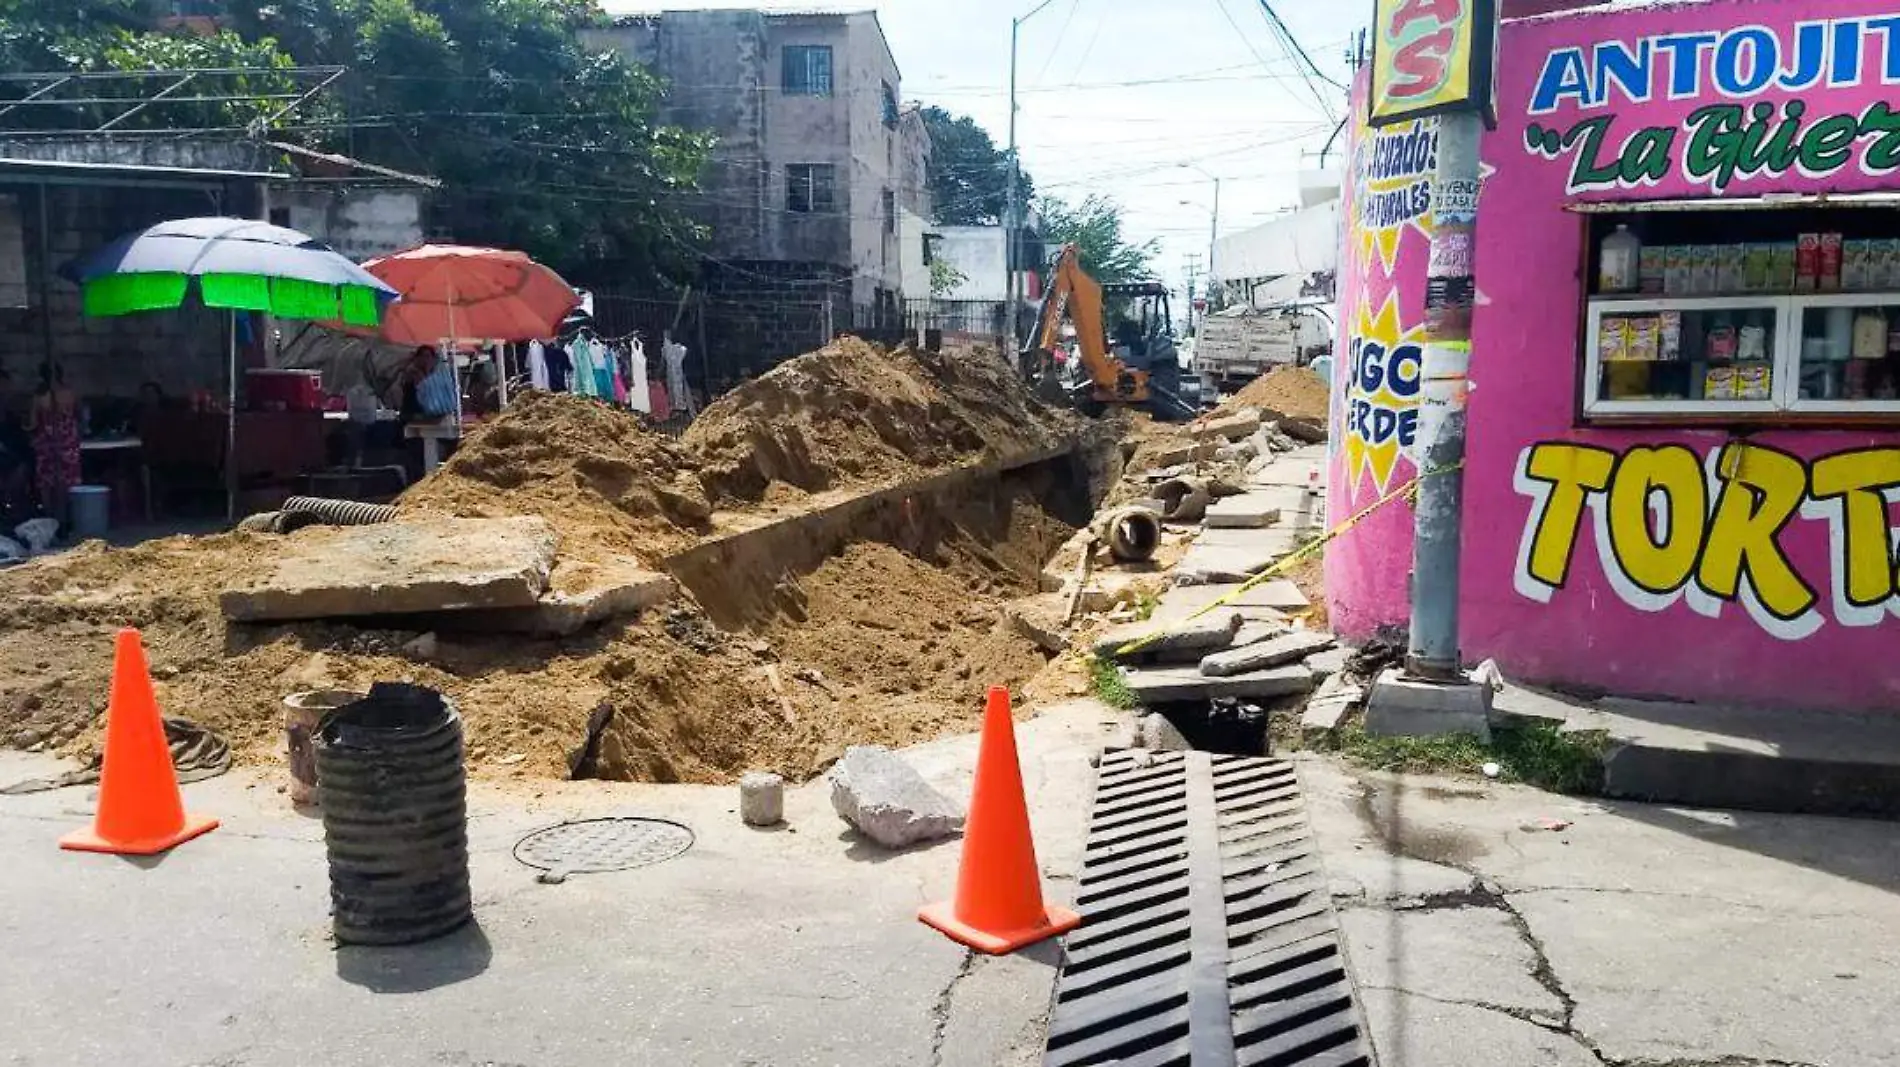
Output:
(740, 771), (784, 827)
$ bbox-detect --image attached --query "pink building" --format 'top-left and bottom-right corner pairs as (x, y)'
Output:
(1327, 0), (1900, 712)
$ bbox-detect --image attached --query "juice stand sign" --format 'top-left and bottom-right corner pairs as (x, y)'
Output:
(1369, 0), (1499, 125)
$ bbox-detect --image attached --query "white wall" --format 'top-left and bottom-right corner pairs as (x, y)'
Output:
(899, 207), (931, 298)
(1213, 200), (1338, 286)
(933, 225), (1007, 301)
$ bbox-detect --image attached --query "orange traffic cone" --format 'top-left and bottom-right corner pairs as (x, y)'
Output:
(919, 686), (1080, 954)
(60, 629), (218, 855)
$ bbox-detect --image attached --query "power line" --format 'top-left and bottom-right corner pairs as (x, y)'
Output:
(1033, 0), (1084, 84)
(1253, 0), (1348, 118)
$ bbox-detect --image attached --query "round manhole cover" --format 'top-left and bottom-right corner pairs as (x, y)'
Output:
(513, 817), (694, 882)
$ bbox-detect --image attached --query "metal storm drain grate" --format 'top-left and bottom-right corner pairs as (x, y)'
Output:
(513, 817), (694, 884)
(1043, 751), (1372, 1067)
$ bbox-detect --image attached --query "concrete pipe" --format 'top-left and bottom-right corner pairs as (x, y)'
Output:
(1152, 477), (1212, 523)
(1096, 506), (1163, 564)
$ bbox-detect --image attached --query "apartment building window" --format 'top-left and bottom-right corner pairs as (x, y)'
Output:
(787, 164), (836, 213)
(882, 189), (896, 234)
(881, 82), (899, 128)
(783, 46), (834, 96)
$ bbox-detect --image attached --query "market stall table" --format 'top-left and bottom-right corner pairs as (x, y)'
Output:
(79, 436), (151, 523)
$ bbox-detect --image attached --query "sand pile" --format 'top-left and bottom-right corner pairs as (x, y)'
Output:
(1222, 366), (1332, 423)
(0, 340), (1083, 785)
(686, 337), (1070, 503)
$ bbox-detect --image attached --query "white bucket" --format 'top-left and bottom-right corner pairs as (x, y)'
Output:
(282, 690), (363, 805)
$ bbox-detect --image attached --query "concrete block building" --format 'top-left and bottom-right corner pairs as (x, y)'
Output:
(588, 8), (931, 358)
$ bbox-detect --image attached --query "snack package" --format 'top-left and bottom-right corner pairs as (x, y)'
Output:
(1717, 244), (1745, 292)
(1773, 242), (1799, 290)
(1598, 316), (1629, 362)
(1796, 233), (1820, 291)
(1820, 232), (1843, 291)
(1627, 316), (1660, 361)
(1737, 363), (1773, 400)
(1882, 239), (1900, 289)
(1743, 243), (1771, 291)
(1665, 245), (1691, 295)
(1853, 310), (1886, 359)
(1693, 245), (1719, 293)
(1659, 310), (1682, 360)
(1639, 246), (1665, 294)
(1704, 366), (1738, 399)
(1738, 322), (1768, 362)
(1843, 239), (1872, 289)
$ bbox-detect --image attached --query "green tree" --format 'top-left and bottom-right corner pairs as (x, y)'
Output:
(1037, 193), (1157, 284)
(0, 1), (711, 284)
(920, 105), (1031, 226)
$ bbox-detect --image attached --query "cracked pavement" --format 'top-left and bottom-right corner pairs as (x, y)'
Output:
(0, 700), (1112, 1067)
(1299, 756), (1900, 1067)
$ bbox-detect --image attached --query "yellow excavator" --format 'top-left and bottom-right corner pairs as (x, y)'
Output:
(1020, 243), (1196, 421)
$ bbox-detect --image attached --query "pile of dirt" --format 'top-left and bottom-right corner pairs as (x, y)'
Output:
(1221, 366), (1332, 423)
(0, 339), (1084, 786)
(400, 390), (712, 562)
(685, 337), (1070, 504)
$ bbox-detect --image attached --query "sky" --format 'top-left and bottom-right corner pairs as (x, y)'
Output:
(602, 0), (1366, 297)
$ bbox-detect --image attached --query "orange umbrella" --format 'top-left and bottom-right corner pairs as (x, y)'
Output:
(362, 244), (581, 346)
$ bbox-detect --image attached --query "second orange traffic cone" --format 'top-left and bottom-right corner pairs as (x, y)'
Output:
(60, 629), (218, 856)
(919, 686), (1080, 954)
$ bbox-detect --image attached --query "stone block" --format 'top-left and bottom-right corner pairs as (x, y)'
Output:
(1304, 646), (1352, 678)
(1203, 492), (1283, 529)
(1123, 663), (1315, 705)
(1151, 583), (1296, 625)
(1201, 630), (1335, 677)
(828, 746), (965, 849)
(220, 516), (558, 622)
(1191, 409), (1262, 441)
(1005, 594), (1072, 653)
(1301, 673), (1364, 736)
(1136, 712), (1191, 753)
(740, 771), (785, 827)
(1092, 611), (1242, 663)
(459, 560), (675, 635)
(1364, 668), (1494, 742)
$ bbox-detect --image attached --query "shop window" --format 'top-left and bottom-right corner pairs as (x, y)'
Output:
(782, 45), (833, 97)
(787, 163), (835, 214)
(1580, 201), (1900, 422)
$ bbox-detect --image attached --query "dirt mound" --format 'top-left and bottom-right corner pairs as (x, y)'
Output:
(685, 337), (1070, 503)
(400, 390), (711, 562)
(0, 340), (1086, 786)
(1222, 366), (1331, 423)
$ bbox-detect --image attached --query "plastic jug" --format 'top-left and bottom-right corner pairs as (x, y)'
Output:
(1599, 225), (1642, 293)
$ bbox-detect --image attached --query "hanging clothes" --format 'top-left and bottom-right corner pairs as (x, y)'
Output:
(570, 336), (600, 398)
(626, 338), (651, 414)
(610, 343), (631, 407)
(592, 340), (615, 400)
(528, 341), (550, 391)
(663, 338), (696, 418)
(648, 379), (671, 421)
(543, 343), (573, 392)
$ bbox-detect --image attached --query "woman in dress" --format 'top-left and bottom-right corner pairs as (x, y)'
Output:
(27, 362), (79, 526)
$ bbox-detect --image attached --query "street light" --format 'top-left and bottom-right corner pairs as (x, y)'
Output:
(1177, 163), (1221, 311)
(1006, 0), (1060, 360)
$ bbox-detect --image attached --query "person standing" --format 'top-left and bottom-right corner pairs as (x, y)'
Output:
(27, 363), (79, 526)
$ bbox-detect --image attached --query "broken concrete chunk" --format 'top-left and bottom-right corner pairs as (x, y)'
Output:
(1123, 663), (1315, 704)
(1005, 594), (1072, 653)
(828, 746), (965, 849)
(1204, 492), (1285, 530)
(442, 560), (675, 635)
(1143, 440), (1221, 468)
(1137, 712), (1191, 753)
(1301, 673), (1364, 736)
(1304, 646), (1351, 678)
(740, 772), (785, 827)
(220, 516), (558, 622)
(1278, 417), (1328, 444)
(1201, 631), (1336, 678)
(1092, 611), (1242, 662)
(1227, 620), (1291, 650)
(1192, 410), (1262, 442)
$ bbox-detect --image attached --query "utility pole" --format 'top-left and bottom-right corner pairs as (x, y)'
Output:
(1206, 177), (1221, 310)
(1006, 0), (1057, 367)
(1407, 111), (1480, 682)
(1182, 254), (1204, 335)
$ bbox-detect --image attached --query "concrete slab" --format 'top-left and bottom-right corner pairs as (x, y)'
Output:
(1365, 669), (1493, 741)
(455, 560), (675, 635)
(1356, 989), (1600, 1067)
(1190, 410), (1261, 441)
(1199, 630), (1334, 677)
(1175, 533), (1302, 584)
(1300, 674), (1363, 735)
(1569, 697), (1900, 818)
(1005, 593), (1073, 653)
(1203, 487), (1306, 529)
(1091, 611), (1241, 663)
(1304, 646), (1352, 678)
(221, 517), (558, 622)
(1248, 461), (1324, 489)
(1152, 581), (1305, 621)
(1122, 662), (1314, 704)
(1337, 907), (1566, 1024)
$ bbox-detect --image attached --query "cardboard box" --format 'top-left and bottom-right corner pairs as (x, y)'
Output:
(1692, 244), (1719, 294)
(1598, 316), (1629, 362)
(1639, 246), (1665, 294)
(1820, 232), (1843, 291)
(1665, 245), (1692, 295)
(1796, 233), (1821, 292)
(1843, 239), (1873, 289)
(1659, 310), (1682, 360)
(1704, 366), (1738, 399)
(1743, 244), (1771, 291)
(1717, 244), (1745, 292)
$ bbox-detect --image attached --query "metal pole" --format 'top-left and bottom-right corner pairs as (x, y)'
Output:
(1207, 178), (1221, 310)
(1005, 16), (1020, 362)
(1405, 111), (1482, 680)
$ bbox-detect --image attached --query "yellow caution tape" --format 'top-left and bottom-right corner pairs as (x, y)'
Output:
(1109, 461), (1465, 659)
